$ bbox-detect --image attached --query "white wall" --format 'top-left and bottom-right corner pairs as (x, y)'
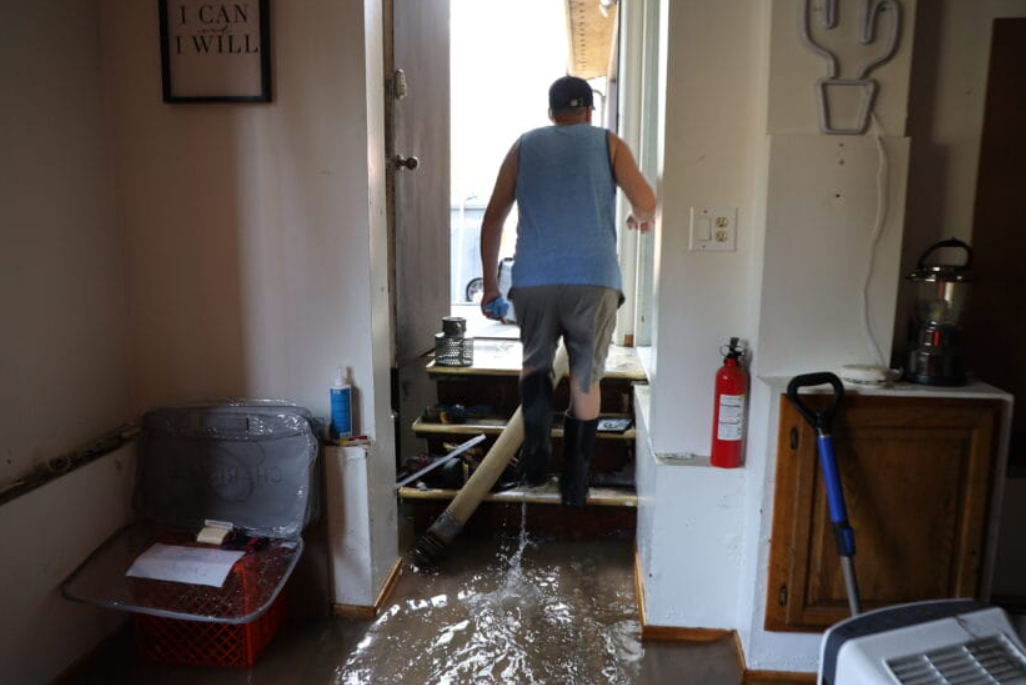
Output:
(0, 5), (136, 679)
(0, 446), (136, 685)
(635, 387), (746, 630)
(0, 0), (133, 486)
(756, 133), (909, 375)
(99, 0), (393, 442)
(641, 0), (918, 673)
(0, 1), (395, 680)
(99, 0), (398, 618)
(649, 0), (764, 457)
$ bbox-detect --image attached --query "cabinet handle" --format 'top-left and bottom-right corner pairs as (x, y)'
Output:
(778, 584), (789, 606)
(790, 427), (799, 450)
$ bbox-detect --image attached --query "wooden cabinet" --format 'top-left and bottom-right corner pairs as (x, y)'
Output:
(765, 394), (1002, 632)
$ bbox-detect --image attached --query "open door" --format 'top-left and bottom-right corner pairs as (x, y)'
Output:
(386, 0), (450, 460)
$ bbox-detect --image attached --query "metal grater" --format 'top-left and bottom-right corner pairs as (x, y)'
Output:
(434, 317), (474, 367)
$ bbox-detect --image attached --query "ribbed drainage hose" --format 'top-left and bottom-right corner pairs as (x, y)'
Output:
(412, 345), (570, 566)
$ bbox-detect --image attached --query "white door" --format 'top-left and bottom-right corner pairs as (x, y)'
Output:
(389, 0), (450, 459)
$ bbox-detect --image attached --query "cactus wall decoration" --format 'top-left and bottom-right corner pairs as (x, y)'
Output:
(800, 0), (902, 135)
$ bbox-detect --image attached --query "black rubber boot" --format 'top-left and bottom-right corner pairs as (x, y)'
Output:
(560, 415), (598, 507)
(518, 371), (554, 486)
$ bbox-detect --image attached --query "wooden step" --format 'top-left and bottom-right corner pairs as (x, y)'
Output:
(412, 412), (636, 475)
(407, 331), (643, 540)
(403, 496), (637, 539)
(433, 377), (637, 418)
(427, 340), (647, 381)
(398, 480), (637, 508)
(412, 413), (636, 441)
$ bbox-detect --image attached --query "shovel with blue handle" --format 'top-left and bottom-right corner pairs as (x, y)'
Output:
(787, 372), (862, 616)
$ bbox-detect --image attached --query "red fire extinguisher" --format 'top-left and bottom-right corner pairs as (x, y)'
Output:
(711, 337), (748, 468)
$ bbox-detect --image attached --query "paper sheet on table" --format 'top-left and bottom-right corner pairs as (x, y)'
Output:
(126, 543), (246, 588)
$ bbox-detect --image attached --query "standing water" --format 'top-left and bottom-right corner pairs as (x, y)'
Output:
(335, 505), (644, 684)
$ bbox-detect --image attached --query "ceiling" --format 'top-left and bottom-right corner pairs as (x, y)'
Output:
(565, 0), (619, 80)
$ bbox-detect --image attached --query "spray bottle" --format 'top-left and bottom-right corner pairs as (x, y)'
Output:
(329, 366), (353, 441)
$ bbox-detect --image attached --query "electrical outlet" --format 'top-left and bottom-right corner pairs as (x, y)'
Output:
(689, 207), (737, 252)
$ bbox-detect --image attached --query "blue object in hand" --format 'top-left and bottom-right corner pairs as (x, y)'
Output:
(483, 296), (509, 319)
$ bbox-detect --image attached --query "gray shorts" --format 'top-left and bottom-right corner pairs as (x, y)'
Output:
(509, 285), (620, 392)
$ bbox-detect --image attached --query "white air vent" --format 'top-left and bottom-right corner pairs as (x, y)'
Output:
(887, 635), (1026, 685)
(821, 602), (1026, 685)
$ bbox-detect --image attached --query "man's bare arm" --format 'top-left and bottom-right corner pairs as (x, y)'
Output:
(479, 141), (519, 313)
(609, 133), (656, 231)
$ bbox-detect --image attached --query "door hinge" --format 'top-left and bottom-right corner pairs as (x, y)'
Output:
(778, 584), (788, 606)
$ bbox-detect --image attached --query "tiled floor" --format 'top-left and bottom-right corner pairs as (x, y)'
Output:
(69, 533), (760, 685)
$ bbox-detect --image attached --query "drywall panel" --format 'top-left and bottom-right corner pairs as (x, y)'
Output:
(327, 443), (398, 607)
(767, 0), (917, 136)
(635, 386), (746, 630)
(0, 445), (136, 684)
(0, 0), (132, 485)
(100, 0), (389, 441)
(757, 133), (909, 377)
(327, 445), (374, 605)
(646, 463), (746, 629)
(648, 0), (764, 457)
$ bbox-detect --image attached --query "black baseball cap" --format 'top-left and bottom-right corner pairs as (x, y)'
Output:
(549, 76), (594, 111)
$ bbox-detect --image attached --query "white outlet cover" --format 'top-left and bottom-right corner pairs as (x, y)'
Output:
(689, 207), (737, 252)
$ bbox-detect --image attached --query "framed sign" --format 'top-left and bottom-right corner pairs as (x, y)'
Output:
(159, 0), (272, 103)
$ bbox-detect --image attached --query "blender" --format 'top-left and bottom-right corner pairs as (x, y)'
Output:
(906, 238), (974, 385)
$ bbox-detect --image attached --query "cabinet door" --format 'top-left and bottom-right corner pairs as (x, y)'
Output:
(765, 395), (1002, 632)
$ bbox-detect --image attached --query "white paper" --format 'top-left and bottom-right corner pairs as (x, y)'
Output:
(126, 543), (246, 588)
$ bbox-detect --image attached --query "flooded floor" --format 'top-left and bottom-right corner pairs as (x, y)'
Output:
(70, 520), (751, 684)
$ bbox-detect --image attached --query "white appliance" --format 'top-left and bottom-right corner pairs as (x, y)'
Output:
(820, 600), (1026, 685)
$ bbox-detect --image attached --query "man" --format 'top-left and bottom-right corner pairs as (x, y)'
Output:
(479, 75), (656, 507)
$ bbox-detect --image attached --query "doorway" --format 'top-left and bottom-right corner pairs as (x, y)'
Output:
(448, 0), (617, 339)
(386, 0), (650, 461)
(966, 18), (1026, 475)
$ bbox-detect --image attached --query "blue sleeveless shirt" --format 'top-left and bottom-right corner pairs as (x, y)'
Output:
(511, 124), (621, 291)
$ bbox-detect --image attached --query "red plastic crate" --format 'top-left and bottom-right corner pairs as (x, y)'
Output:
(134, 588), (287, 668)
(129, 538), (292, 668)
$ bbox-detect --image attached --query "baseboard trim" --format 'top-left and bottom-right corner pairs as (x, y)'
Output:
(374, 557), (404, 609)
(49, 620), (132, 685)
(633, 546), (735, 642)
(633, 545), (648, 629)
(634, 547), (816, 683)
(644, 624), (735, 642)
(333, 556), (404, 620)
(743, 670), (817, 683)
